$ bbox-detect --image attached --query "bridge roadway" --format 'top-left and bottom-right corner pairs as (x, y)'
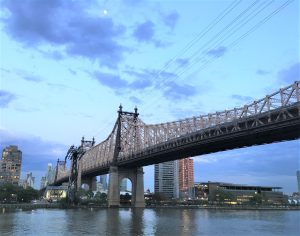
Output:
(56, 102), (300, 184)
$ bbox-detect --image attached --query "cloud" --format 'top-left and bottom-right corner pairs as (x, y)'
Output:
(256, 69), (270, 75)
(206, 46), (227, 58)
(129, 96), (142, 104)
(2, 0), (127, 68)
(23, 75), (42, 82)
(0, 129), (68, 184)
(94, 71), (128, 89)
(94, 69), (156, 91)
(176, 58), (189, 67)
(231, 94), (254, 103)
(0, 90), (16, 107)
(130, 79), (152, 89)
(193, 140), (299, 193)
(123, 0), (143, 5)
(163, 11), (179, 29)
(278, 62), (300, 84)
(163, 81), (197, 100)
(194, 140), (299, 175)
(133, 20), (155, 42)
(47, 83), (70, 91)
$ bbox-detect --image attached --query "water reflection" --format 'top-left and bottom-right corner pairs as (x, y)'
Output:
(0, 208), (299, 236)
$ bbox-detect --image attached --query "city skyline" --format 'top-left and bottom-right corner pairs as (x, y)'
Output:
(0, 1), (299, 193)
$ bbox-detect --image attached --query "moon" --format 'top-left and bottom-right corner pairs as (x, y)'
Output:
(103, 9), (108, 15)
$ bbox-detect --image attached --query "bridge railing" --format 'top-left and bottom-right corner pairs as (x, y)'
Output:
(120, 81), (299, 155)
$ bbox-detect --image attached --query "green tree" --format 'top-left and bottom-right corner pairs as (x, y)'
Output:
(0, 183), (39, 203)
(215, 189), (236, 204)
(86, 190), (94, 199)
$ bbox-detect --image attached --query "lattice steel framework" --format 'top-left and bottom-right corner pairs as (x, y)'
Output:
(56, 81), (300, 182)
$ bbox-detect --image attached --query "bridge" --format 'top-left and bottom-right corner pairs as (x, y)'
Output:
(54, 81), (300, 207)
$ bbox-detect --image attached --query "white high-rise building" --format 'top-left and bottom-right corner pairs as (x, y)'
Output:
(99, 175), (107, 191)
(154, 160), (179, 199)
(46, 163), (55, 185)
(25, 172), (35, 188)
(40, 176), (47, 189)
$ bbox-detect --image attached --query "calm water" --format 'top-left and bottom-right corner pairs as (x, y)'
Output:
(0, 208), (299, 236)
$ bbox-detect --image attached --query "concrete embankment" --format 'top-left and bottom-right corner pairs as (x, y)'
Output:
(0, 203), (60, 212)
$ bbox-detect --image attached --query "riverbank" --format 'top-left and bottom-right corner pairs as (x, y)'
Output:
(146, 204), (300, 210)
(0, 203), (60, 211)
(1, 203), (300, 211)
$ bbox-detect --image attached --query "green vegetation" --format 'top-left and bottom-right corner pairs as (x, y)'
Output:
(0, 183), (39, 203)
(215, 189), (236, 203)
(78, 190), (107, 206)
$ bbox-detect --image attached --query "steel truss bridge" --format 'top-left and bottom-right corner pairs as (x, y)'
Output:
(55, 81), (300, 185)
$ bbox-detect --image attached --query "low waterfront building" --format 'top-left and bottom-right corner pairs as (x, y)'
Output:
(192, 182), (286, 205)
(44, 186), (68, 201)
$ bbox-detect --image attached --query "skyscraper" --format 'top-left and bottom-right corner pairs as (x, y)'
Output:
(179, 158), (194, 198)
(40, 176), (47, 189)
(99, 175), (107, 191)
(154, 160), (179, 199)
(0, 145), (22, 185)
(22, 172), (35, 189)
(297, 170), (300, 194)
(120, 178), (127, 192)
(46, 163), (55, 185)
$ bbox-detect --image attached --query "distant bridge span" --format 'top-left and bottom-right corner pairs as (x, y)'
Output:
(54, 81), (300, 207)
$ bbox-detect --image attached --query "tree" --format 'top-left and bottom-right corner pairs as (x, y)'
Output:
(0, 183), (39, 203)
(215, 189), (236, 204)
(86, 190), (94, 199)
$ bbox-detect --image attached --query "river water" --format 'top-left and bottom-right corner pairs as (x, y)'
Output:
(0, 208), (299, 236)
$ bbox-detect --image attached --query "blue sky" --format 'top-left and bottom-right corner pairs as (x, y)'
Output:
(0, 0), (299, 194)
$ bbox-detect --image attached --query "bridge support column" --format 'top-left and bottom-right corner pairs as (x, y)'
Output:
(108, 166), (120, 207)
(77, 159), (82, 190)
(133, 167), (145, 207)
(108, 166), (145, 208)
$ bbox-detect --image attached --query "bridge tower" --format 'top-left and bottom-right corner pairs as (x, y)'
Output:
(64, 137), (95, 203)
(108, 105), (145, 207)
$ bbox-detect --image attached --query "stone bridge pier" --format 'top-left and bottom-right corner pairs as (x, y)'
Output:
(108, 166), (145, 207)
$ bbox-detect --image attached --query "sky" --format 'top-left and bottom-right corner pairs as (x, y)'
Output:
(0, 0), (299, 194)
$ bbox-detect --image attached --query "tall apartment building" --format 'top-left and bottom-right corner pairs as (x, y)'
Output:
(154, 160), (179, 199)
(179, 158), (194, 198)
(0, 145), (22, 185)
